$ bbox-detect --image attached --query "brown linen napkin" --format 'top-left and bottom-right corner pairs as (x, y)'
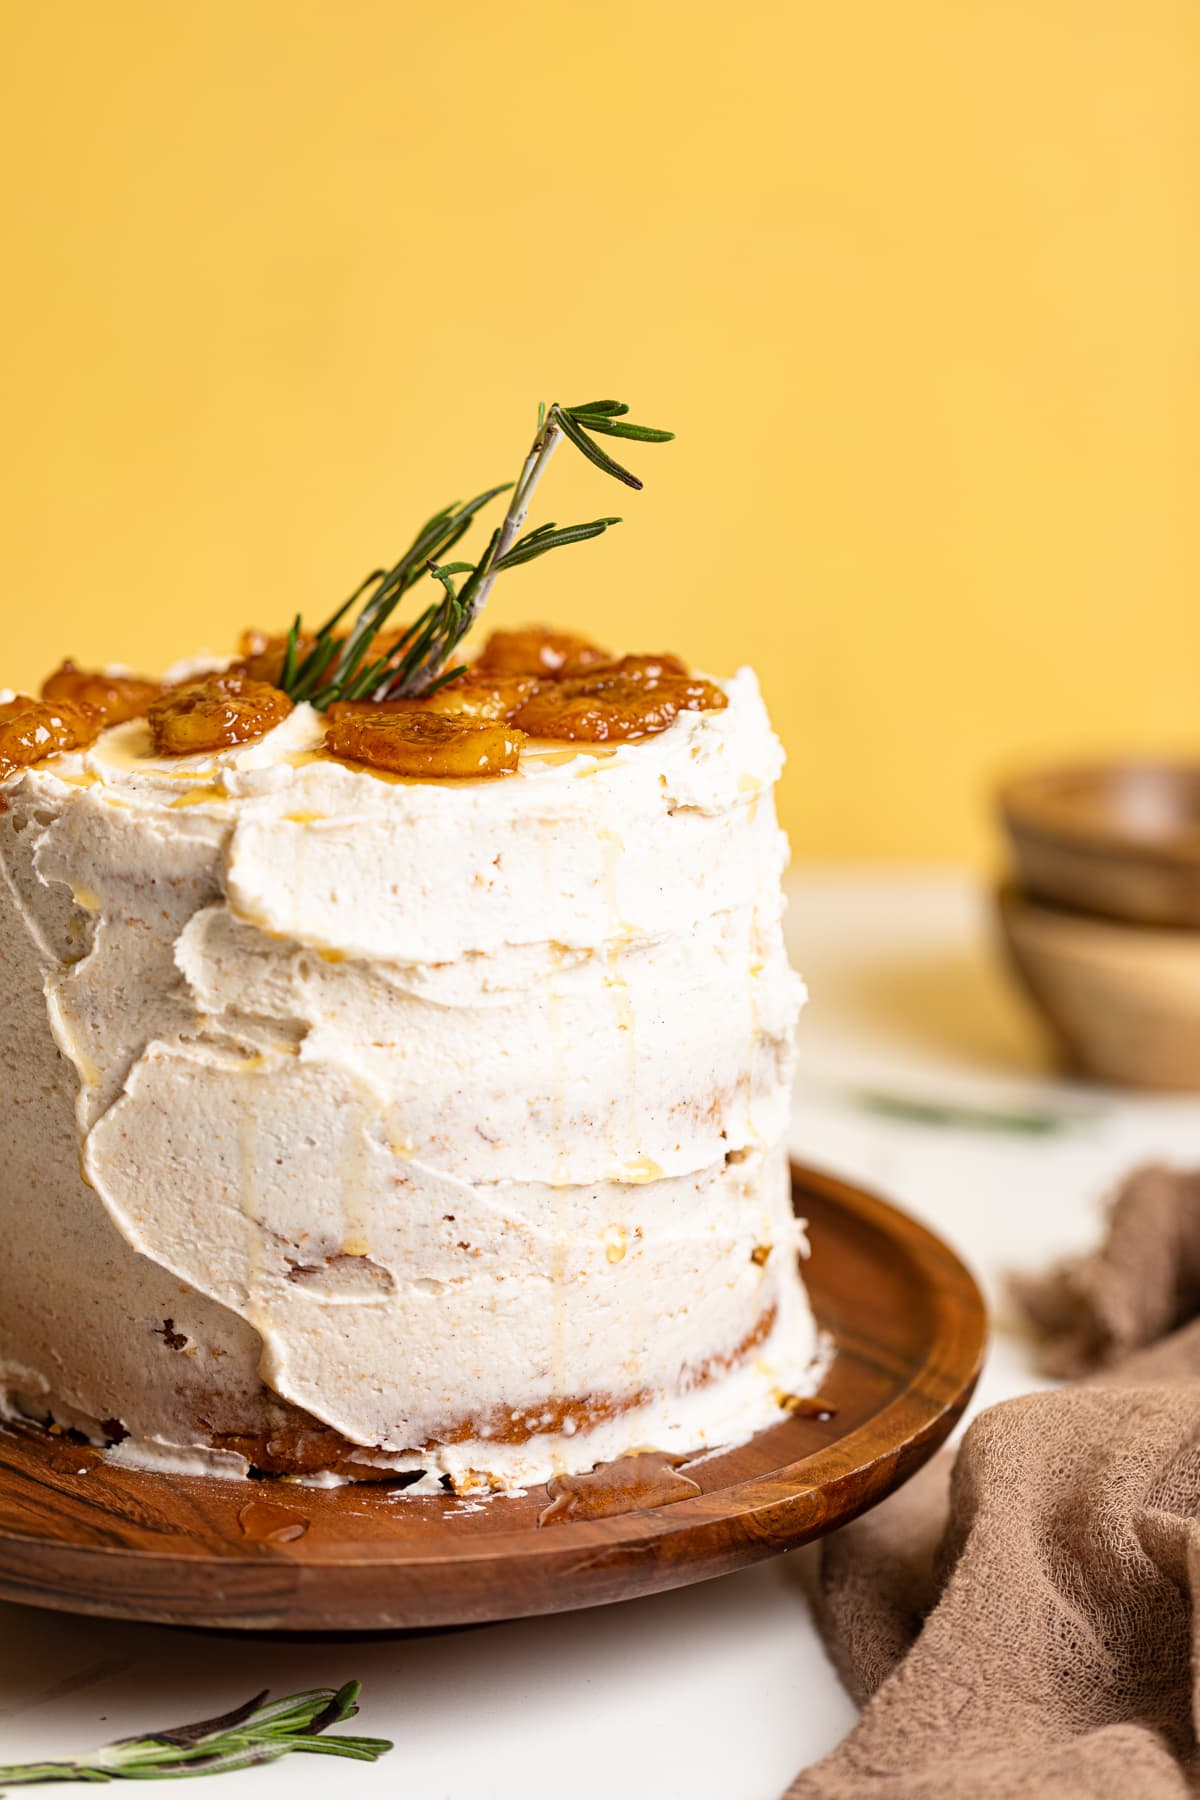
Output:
(1013, 1165), (1200, 1380)
(787, 1165), (1200, 1800)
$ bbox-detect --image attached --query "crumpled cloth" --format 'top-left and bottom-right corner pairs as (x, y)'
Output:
(787, 1164), (1200, 1799)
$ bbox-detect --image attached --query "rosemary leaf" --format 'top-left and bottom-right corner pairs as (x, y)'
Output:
(339, 652), (394, 702)
(423, 661), (469, 696)
(0, 1682), (392, 1785)
(279, 614), (302, 692)
(495, 516), (622, 570)
(307, 573), (381, 649)
(553, 407), (644, 489)
(144, 1689), (268, 1745)
(282, 485), (509, 706)
(568, 416), (675, 443)
(849, 1088), (1091, 1135)
(289, 631), (341, 704)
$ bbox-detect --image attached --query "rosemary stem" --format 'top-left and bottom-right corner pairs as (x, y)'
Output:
(463, 412), (563, 629)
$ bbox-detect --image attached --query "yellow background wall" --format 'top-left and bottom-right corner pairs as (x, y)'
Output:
(2, 1), (1196, 862)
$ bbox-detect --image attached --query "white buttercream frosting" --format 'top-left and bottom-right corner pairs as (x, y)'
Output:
(0, 665), (821, 1490)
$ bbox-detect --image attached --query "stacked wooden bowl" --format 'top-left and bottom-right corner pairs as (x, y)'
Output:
(996, 761), (1200, 1090)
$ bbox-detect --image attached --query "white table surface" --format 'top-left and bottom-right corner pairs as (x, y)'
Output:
(5, 867), (1200, 1796)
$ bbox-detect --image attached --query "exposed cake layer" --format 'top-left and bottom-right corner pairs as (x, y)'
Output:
(0, 667), (819, 1487)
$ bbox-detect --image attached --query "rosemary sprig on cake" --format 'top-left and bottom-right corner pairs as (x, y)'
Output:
(0, 1682), (391, 1784)
(18, 396), (730, 778)
(279, 399), (674, 709)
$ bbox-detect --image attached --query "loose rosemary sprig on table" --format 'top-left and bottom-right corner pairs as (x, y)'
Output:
(849, 1088), (1094, 1135)
(0, 1681), (392, 1785)
(279, 399), (673, 709)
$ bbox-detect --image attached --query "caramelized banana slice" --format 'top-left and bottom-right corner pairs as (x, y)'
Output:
(608, 653), (689, 680)
(649, 670), (727, 714)
(41, 659), (162, 724)
(474, 627), (612, 678)
(326, 671), (537, 725)
(237, 628), (276, 658)
(230, 630), (316, 686)
(421, 672), (539, 721)
(513, 674), (682, 741)
(514, 669), (727, 740)
(326, 708), (523, 778)
(604, 655), (725, 710)
(0, 694), (102, 778)
(148, 673), (294, 756)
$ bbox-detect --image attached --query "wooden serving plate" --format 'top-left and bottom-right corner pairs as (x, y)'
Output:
(0, 1165), (985, 1632)
(998, 759), (1200, 928)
